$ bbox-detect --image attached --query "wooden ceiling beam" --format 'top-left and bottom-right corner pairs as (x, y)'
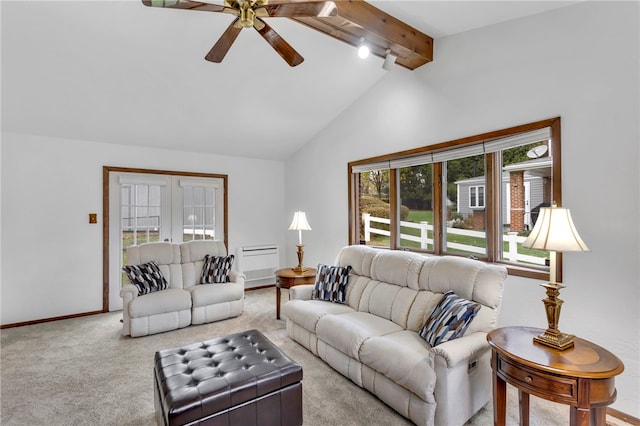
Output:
(291, 0), (433, 70)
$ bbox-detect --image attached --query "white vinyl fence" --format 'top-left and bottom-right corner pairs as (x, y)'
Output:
(362, 213), (546, 265)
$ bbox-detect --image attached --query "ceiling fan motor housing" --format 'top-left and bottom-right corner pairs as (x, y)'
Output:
(239, 1), (256, 28)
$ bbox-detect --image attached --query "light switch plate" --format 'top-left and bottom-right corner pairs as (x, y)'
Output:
(89, 213), (97, 224)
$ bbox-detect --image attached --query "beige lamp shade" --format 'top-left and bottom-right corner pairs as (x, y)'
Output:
(522, 204), (589, 252)
(289, 211), (311, 245)
(288, 211), (312, 232)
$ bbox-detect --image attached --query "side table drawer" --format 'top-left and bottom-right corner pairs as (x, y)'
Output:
(497, 357), (578, 404)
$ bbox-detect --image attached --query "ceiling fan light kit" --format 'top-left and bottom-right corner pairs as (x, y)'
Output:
(142, 0), (434, 70)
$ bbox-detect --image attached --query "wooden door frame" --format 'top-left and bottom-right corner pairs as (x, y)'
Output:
(102, 166), (228, 312)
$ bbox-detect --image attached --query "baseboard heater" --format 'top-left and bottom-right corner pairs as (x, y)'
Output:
(236, 245), (278, 282)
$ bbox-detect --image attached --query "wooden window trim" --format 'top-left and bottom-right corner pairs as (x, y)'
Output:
(347, 117), (561, 281)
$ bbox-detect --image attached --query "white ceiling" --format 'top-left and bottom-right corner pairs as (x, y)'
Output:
(1, 0), (577, 160)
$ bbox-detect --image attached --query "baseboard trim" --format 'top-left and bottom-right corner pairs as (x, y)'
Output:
(246, 284), (275, 291)
(608, 407), (640, 426)
(1, 310), (105, 329)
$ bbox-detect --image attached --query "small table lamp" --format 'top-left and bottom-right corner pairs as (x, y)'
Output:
(289, 211), (312, 273)
(522, 202), (589, 350)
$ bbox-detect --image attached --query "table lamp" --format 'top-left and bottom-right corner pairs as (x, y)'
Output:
(288, 211), (312, 273)
(522, 202), (589, 350)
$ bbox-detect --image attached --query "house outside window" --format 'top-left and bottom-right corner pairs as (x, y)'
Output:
(348, 117), (561, 280)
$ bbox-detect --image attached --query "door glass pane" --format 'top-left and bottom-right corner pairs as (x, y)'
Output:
(444, 155), (487, 257)
(182, 186), (216, 241)
(121, 183), (163, 271)
(398, 164), (434, 250)
(500, 142), (552, 266)
(359, 169), (390, 248)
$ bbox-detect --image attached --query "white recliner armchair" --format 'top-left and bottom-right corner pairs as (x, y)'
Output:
(120, 240), (244, 337)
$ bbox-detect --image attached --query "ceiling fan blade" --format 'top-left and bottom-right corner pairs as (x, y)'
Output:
(258, 1), (337, 18)
(254, 18), (304, 67)
(142, 0), (236, 15)
(205, 19), (243, 63)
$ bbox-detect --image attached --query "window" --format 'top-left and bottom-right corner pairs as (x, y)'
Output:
(348, 118), (561, 280)
(180, 179), (220, 241)
(398, 163), (433, 250)
(121, 182), (162, 246)
(444, 154), (486, 257)
(352, 162), (391, 248)
(469, 186), (485, 208)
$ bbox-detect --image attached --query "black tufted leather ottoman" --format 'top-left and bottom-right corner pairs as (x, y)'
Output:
(154, 329), (302, 426)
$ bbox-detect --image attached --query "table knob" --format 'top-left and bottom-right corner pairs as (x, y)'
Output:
(525, 376), (533, 384)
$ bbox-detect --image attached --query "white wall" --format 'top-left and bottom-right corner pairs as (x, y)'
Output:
(285, 1), (639, 416)
(1, 132), (286, 324)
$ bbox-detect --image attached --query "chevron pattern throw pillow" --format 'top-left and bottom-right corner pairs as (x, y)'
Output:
(122, 261), (168, 296)
(200, 254), (234, 284)
(419, 290), (481, 347)
(311, 264), (352, 303)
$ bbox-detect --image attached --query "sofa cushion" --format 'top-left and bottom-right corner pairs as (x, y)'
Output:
(334, 245), (377, 276)
(128, 288), (192, 318)
(312, 264), (352, 303)
(123, 261), (169, 296)
(200, 254), (234, 283)
(419, 290), (481, 347)
(189, 282), (244, 307)
(360, 330), (436, 402)
(282, 300), (354, 333)
(316, 311), (403, 360)
(369, 249), (425, 290)
(180, 240), (227, 262)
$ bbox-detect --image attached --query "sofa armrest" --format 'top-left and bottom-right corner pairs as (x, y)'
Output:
(289, 284), (314, 300)
(429, 331), (489, 369)
(229, 270), (246, 285)
(120, 284), (139, 302)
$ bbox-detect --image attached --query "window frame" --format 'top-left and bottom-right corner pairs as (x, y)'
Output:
(348, 117), (562, 281)
(469, 185), (486, 209)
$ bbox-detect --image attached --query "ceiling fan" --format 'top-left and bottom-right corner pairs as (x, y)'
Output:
(142, 0), (338, 66)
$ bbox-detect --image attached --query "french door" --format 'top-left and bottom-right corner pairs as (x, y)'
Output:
(104, 167), (227, 311)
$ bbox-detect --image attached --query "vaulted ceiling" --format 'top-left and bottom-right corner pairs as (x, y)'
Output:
(1, 1), (577, 160)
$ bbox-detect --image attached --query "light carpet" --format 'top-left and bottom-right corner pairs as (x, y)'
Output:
(0, 288), (628, 426)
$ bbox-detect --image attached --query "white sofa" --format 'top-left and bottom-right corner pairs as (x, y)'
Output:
(120, 240), (245, 337)
(283, 245), (507, 426)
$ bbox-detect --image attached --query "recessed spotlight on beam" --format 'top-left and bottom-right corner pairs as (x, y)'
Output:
(358, 38), (370, 59)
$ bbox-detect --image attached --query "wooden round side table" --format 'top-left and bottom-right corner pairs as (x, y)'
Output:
(487, 326), (624, 426)
(274, 267), (317, 319)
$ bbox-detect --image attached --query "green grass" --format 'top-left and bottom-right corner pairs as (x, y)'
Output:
(407, 210), (433, 222)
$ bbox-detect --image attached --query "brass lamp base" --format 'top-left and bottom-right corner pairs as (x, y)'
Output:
(534, 329), (575, 350)
(534, 282), (575, 351)
(291, 244), (309, 273)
